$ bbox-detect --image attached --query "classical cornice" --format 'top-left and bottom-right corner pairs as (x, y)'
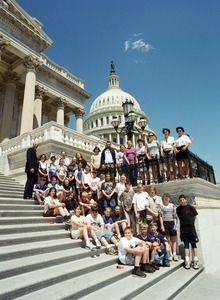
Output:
(0, 0), (52, 52)
(0, 34), (9, 55)
(38, 65), (91, 99)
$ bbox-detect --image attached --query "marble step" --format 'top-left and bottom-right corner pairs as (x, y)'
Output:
(132, 265), (204, 300)
(0, 253), (117, 300)
(79, 261), (184, 300)
(0, 229), (70, 246)
(0, 238), (80, 261)
(0, 216), (56, 225)
(0, 210), (43, 217)
(0, 198), (34, 205)
(0, 203), (42, 210)
(0, 222), (66, 234)
(0, 245), (107, 280)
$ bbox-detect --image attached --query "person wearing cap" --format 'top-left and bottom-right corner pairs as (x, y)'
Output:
(161, 128), (177, 181)
(175, 126), (191, 179)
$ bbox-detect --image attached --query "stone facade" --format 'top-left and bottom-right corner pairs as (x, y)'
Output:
(0, 0), (91, 143)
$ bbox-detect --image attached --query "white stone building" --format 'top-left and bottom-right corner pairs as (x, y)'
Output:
(0, 0), (90, 142)
(0, 0), (110, 182)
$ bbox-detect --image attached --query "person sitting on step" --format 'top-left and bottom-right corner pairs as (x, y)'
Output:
(43, 187), (70, 223)
(118, 226), (152, 278)
(70, 204), (97, 251)
(86, 206), (119, 254)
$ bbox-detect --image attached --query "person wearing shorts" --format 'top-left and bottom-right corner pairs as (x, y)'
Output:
(86, 206), (118, 254)
(159, 193), (178, 261)
(177, 194), (199, 270)
(118, 227), (150, 278)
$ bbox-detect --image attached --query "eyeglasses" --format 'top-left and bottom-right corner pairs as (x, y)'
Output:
(149, 135), (154, 137)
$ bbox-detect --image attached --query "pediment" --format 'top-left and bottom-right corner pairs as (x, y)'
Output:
(0, 0), (52, 52)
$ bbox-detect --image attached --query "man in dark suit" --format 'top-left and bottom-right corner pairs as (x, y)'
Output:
(23, 141), (39, 199)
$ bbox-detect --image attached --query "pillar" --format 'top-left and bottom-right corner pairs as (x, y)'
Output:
(20, 56), (41, 134)
(0, 69), (18, 141)
(55, 98), (66, 126)
(33, 86), (46, 129)
(74, 108), (85, 133)
(117, 133), (120, 144)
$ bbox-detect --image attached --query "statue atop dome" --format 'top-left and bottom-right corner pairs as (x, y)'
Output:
(110, 61), (115, 74)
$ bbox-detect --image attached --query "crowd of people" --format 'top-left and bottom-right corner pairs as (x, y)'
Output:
(23, 126), (199, 277)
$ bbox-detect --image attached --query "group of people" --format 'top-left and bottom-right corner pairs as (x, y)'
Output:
(120, 125), (192, 185)
(22, 124), (198, 277)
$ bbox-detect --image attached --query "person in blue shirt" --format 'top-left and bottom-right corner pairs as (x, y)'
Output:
(102, 207), (121, 240)
(147, 222), (171, 267)
(33, 177), (49, 205)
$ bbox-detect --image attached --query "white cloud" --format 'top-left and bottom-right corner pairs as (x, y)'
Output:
(124, 33), (153, 54)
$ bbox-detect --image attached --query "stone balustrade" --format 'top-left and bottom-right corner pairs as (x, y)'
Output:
(41, 55), (85, 89)
(0, 121), (114, 157)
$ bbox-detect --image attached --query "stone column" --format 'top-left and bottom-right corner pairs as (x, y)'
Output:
(55, 98), (66, 126)
(33, 86), (46, 129)
(20, 56), (41, 134)
(132, 135), (136, 147)
(117, 133), (120, 144)
(74, 108), (85, 133)
(1, 69), (19, 141)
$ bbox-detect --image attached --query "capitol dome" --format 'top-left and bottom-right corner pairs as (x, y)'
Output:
(84, 63), (155, 145)
(89, 76), (141, 113)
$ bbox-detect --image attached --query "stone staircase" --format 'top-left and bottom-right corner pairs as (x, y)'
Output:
(0, 172), (204, 300)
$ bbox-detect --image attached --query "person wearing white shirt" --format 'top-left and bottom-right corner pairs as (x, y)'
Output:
(175, 126), (191, 179)
(161, 128), (177, 181)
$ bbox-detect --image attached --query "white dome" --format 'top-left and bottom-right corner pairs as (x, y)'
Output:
(83, 64), (156, 144)
(90, 74), (140, 113)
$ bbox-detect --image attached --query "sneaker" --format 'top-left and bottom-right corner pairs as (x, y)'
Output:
(85, 242), (96, 251)
(169, 255), (173, 261)
(64, 217), (71, 225)
(164, 261), (170, 267)
(173, 254), (179, 262)
(149, 261), (160, 270)
(106, 247), (116, 255)
(95, 240), (101, 249)
(132, 267), (146, 278)
(141, 263), (155, 273)
(193, 260), (199, 270)
(185, 260), (191, 269)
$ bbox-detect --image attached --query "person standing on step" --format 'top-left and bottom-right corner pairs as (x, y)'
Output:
(23, 141), (39, 199)
(159, 193), (178, 261)
(175, 126), (191, 179)
(176, 194), (199, 270)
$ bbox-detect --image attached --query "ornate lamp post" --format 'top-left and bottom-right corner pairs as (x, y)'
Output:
(111, 99), (147, 141)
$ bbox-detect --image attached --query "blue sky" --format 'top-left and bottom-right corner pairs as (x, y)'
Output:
(17, 0), (220, 182)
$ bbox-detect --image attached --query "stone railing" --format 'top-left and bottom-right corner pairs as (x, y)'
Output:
(0, 121), (116, 157)
(41, 55), (85, 89)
